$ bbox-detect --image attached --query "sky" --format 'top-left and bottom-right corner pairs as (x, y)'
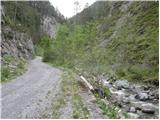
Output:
(49, 0), (96, 18)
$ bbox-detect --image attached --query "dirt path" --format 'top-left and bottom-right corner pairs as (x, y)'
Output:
(1, 57), (107, 119)
(1, 57), (62, 118)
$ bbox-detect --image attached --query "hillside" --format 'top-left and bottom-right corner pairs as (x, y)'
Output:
(44, 1), (159, 86)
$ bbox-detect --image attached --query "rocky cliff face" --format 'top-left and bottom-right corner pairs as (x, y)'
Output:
(1, 26), (34, 60)
(40, 16), (58, 38)
(1, 1), (64, 61)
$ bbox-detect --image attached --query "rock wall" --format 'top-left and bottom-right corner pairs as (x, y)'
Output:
(40, 16), (58, 38)
(1, 1), (63, 62)
(1, 26), (34, 61)
(1, 5), (34, 63)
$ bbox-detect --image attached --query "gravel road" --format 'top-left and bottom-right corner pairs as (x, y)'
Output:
(1, 57), (62, 118)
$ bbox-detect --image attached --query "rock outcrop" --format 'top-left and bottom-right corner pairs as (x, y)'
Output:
(40, 16), (58, 38)
(1, 1), (64, 61)
(1, 26), (34, 60)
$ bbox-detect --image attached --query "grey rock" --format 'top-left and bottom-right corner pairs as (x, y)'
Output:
(124, 94), (130, 97)
(141, 104), (155, 114)
(134, 85), (145, 93)
(127, 113), (140, 119)
(135, 93), (149, 101)
(2, 26), (34, 61)
(130, 107), (136, 113)
(149, 89), (159, 99)
(114, 80), (130, 89)
(40, 16), (57, 38)
(143, 85), (150, 90)
(118, 110), (125, 119)
(149, 95), (155, 100)
(122, 97), (130, 104)
(130, 101), (144, 110)
(122, 105), (130, 112)
(129, 95), (136, 101)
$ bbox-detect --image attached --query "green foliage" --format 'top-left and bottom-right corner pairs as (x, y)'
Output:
(51, 97), (65, 118)
(72, 94), (89, 119)
(51, 70), (89, 119)
(1, 55), (27, 82)
(42, 22), (98, 69)
(102, 85), (111, 98)
(35, 35), (53, 56)
(35, 45), (44, 56)
(96, 97), (118, 118)
(42, 2), (158, 85)
(123, 112), (130, 119)
(1, 67), (11, 82)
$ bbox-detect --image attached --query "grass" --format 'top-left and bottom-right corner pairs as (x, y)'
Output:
(123, 112), (130, 119)
(94, 94), (118, 119)
(72, 78), (89, 119)
(51, 69), (89, 119)
(72, 94), (89, 119)
(1, 55), (27, 83)
(51, 96), (65, 118)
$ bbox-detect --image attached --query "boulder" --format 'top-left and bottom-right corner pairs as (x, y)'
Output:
(130, 107), (136, 113)
(135, 93), (149, 101)
(114, 80), (130, 90)
(122, 97), (130, 104)
(149, 95), (155, 100)
(141, 104), (155, 114)
(129, 94), (136, 101)
(149, 89), (159, 99)
(127, 113), (140, 119)
(134, 85), (145, 93)
(130, 101), (144, 110)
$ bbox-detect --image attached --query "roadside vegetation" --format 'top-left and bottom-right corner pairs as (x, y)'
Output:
(1, 55), (27, 83)
(95, 96), (118, 118)
(51, 69), (89, 119)
(50, 69), (119, 118)
(38, 2), (158, 86)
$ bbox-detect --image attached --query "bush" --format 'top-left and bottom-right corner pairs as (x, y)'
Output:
(1, 55), (27, 82)
(35, 35), (53, 56)
(126, 65), (149, 81)
(1, 67), (11, 82)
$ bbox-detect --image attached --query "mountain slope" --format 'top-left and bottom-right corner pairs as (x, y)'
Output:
(44, 1), (158, 85)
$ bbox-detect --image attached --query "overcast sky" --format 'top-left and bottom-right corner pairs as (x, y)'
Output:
(49, 0), (96, 18)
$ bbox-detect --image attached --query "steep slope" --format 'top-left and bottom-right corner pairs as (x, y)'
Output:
(45, 1), (158, 85)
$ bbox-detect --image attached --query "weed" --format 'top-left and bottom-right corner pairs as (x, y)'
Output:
(1, 55), (27, 83)
(95, 96), (118, 118)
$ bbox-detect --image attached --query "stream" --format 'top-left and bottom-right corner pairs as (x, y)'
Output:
(102, 77), (159, 119)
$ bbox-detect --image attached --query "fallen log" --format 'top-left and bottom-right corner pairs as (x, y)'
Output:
(80, 75), (105, 98)
(80, 75), (94, 90)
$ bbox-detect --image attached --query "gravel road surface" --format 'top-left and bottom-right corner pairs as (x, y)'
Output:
(1, 57), (62, 118)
